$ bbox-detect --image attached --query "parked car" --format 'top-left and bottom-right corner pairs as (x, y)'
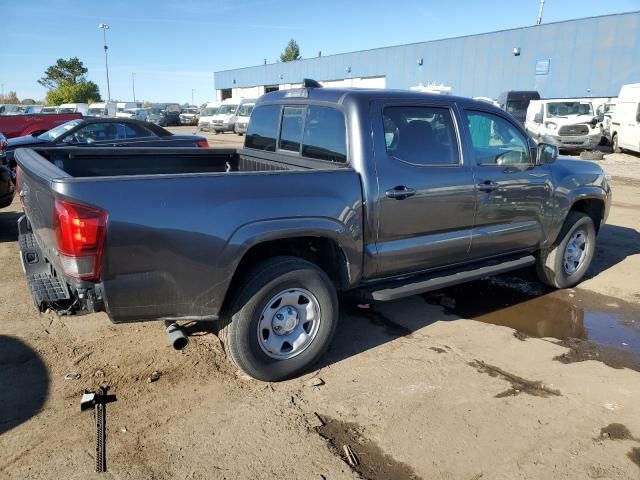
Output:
(40, 106), (59, 114)
(0, 133), (13, 208)
(209, 97), (242, 133)
(147, 104), (181, 126)
(525, 99), (601, 152)
(119, 108), (149, 121)
(58, 103), (89, 115)
(179, 106), (199, 126)
(498, 91), (540, 125)
(233, 101), (255, 135)
(88, 102), (117, 117)
(15, 82), (611, 381)
(610, 83), (640, 154)
(198, 101), (221, 131)
(0, 112), (82, 139)
(115, 102), (141, 118)
(2, 117), (208, 168)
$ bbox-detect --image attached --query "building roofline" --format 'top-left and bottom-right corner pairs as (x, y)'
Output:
(214, 10), (639, 75)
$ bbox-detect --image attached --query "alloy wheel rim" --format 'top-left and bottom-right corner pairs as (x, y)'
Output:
(563, 229), (588, 275)
(257, 288), (321, 360)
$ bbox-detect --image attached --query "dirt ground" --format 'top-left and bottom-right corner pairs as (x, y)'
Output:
(1, 140), (640, 479)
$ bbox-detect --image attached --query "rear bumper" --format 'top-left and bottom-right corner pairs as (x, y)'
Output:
(18, 215), (103, 315)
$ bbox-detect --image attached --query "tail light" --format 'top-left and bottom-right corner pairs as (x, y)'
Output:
(53, 199), (107, 280)
(196, 139), (209, 148)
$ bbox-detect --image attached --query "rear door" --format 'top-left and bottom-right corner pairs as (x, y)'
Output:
(462, 108), (553, 259)
(372, 99), (476, 277)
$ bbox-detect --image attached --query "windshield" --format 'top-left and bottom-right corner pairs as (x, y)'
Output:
(58, 108), (75, 113)
(546, 102), (593, 118)
(236, 105), (254, 117)
(149, 108), (166, 115)
(37, 119), (83, 141)
(216, 104), (237, 115)
(88, 108), (104, 115)
(182, 108), (197, 114)
(201, 108), (218, 116)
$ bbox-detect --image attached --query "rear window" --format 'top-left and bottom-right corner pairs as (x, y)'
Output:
(279, 107), (304, 152)
(245, 105), (280, 152)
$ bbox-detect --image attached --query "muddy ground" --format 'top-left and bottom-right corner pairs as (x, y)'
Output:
(1, 136), (640, 479)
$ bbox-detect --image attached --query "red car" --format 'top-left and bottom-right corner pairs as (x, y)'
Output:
(0, 112), (82, 139)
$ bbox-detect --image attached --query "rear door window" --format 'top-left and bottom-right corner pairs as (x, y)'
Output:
(301, 106), (347, 163)
(245, 105), (281, 152)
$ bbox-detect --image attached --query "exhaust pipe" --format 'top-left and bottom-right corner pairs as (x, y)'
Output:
(164, 321), (189, 350)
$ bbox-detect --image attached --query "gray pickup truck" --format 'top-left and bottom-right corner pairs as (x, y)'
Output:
(15, 83), (611, 381)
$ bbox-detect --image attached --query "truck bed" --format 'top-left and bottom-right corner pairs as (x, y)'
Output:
(15, 146), (363, 323)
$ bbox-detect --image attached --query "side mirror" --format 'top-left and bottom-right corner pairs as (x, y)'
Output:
(533, 113), (543, 124)
(537, 143), (558, 165)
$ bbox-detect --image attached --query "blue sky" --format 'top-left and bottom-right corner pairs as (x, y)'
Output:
(1, 0), (638, 104)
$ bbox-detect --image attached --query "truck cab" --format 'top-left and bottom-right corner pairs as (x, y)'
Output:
(525, 99), (600, 152)
(210, 98), (241, 133)
(610, 83), (640, 154)
(498, 91), (540, 125)
(88, 102), (117, 117)
(232, 100), (256, 135)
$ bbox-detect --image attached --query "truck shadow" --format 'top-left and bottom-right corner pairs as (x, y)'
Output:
(0, 210), (20, 243)
(587, 224), (640, 280)
(0, 336), (49, 435)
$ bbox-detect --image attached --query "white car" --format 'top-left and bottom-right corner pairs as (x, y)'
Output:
(88, 102), (117, 117)
(233, 102), (255, 135)
(525, 100), (600, 151)
(198, 101), (221, 131)
(610, 83), (640, 154)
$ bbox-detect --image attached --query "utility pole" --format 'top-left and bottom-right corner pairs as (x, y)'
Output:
(536, 0), (545, 25)
(98, 23), (111, 101)
(132, 72), (136, 103)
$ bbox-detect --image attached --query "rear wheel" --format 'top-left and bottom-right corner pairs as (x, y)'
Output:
(536, 212), (596, 288)
(219, 256), (338, 381)
(612, 134), (622, 153)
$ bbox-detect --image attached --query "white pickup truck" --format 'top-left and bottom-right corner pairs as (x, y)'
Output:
(525, 100), (600, 152)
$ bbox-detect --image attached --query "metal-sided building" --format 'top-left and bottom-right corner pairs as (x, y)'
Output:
(214, 11), (640, 101)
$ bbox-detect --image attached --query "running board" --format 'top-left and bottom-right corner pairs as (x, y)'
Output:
(368, 255), (536, 301)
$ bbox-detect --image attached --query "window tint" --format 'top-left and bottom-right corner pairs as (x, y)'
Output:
(245, 105), (280, 152)
(466, 111), (530, 166)
(383, 106), (459, 165)
(71, 123), (120, 143)
(279, 106), (304, 152)
(124, 123), (153, 138)
(301, 106), (347, 163)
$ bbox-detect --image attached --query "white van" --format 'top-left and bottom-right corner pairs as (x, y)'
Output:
(115, 102), (140, 118)
(198, 101), (221, 131)
(610, 83), (640, 154)
(210, 98), (242, 134)
(58, 103), (89, 115)
(525, 99), (600, 151)
(233, 101), (256, 135)
(88, 102), (117, 117)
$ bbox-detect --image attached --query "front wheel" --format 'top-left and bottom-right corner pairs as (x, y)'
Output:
(536, 212), (596, 288)
(219, 256), (338, 381)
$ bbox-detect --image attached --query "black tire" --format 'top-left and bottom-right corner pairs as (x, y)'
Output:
(219, 256), (338, 381)
(536, 212), (596, 288)
(612, 134), (622, 153)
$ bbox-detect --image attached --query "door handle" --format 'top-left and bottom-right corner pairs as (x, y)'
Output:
(385, 186), (416, 200)
(477, 180), (498, 192)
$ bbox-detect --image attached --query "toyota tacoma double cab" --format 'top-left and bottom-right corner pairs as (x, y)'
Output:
(15, 81), (611, 381)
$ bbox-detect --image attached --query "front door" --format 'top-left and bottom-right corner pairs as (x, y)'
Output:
(372, 101), (476, 277)
(463, 109), (553, 259)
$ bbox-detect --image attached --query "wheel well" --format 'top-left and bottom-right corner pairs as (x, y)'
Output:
(224, 237), (350, 303)
(570, 198), (604, 232)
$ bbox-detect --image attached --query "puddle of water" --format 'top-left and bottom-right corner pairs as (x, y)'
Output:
(315, 415), (422, 480)
(424, 273), (640, 370)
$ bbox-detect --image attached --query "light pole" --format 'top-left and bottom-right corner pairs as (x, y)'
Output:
(132, 72), (136, 103)
(98, 23), (111, 101)
(536, 0), (545, 25)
